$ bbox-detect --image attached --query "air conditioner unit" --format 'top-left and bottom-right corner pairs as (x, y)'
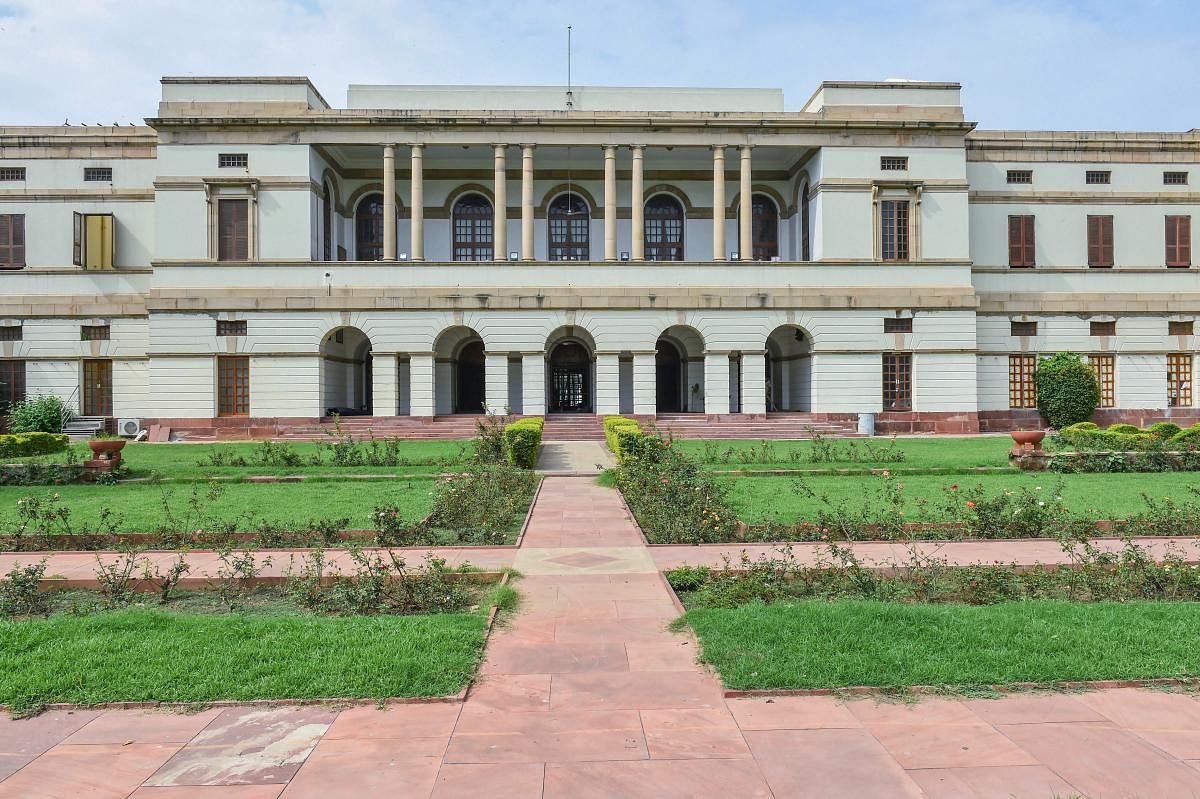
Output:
(117, 418), (143, 437)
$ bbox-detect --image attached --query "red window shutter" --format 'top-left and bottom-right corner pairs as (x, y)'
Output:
(1100, 216), (1113, 266)
(1008, 216), (1022, 266)
(0, 215), (24, 268)
(1023, 217), (1035, 266)
(218, 200), (249, 261)
(1167, 215), (1191, 267)
(1088, 215), (1113, 267)
(1086, 216), (1099, 266)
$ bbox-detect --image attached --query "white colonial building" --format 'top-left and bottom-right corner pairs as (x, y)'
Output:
(0, 77), (1197, 437)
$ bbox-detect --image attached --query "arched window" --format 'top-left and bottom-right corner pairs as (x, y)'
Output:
(548, 193), (590, 261)
(322, 183), (333, 261)
(645, 194), (685, 261)
(751, 193), (779, 261)
(800, 182), (811, 261)
(452, 193), (494, 261)
(355, 193), (385, 261)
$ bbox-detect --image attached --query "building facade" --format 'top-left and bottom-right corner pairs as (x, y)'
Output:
(0, 77), (1197, 434)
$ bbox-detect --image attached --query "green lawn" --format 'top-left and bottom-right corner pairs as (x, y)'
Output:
(675, 436), (1014, 472)
(682, 599), (1200, 690)
(0, 479), (437, 533)
(0, 605), (487, 711)
(20, 440), (475, 480)
(726, 472), (1200, 524)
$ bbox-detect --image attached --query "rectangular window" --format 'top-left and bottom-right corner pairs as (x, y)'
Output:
(1088, 354), (1116, 408)
(218, 153), (248, 169)
(1168, 353), (1193, 407)
(1009, 354), (1038, 408)
(880, 156), (908, 171)
(217, 199), (250, 261)
(1164, 171), (1188, 186)
(880, 200), (910, 261)
(1085, 170), (1111, 185)
(83, 167), (112, 182)
(0, 359), (25, 416)
(216, 320), (247, 336)
(0, 325), (21, 341)
(883, 317), (912, 333)
(1010, 320), (1037, 337)
(1087, 215), (1114, 268)
(0, 167), (25, 181)
(80, 324), (110, 341)
(1166, 215), (1191, 268)
(1169, 320), (1194, 336)
(217, 356), (250, 416)
(0, 214), (25, 269)
(1089, 320), (1116, 336)
(882, 353), (912, 411)
(72, 212), (115, 269)
(1008, 215), (1035, 267)
(1006, 169), (1033, 184)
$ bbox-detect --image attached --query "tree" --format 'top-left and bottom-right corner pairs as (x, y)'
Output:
(1035, 352), (1100, 429)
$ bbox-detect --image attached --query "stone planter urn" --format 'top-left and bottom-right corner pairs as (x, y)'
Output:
(87, 438), (126, 467)
(1009, 429), (1046, 456)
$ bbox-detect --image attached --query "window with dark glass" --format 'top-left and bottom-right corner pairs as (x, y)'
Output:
(1085, 170), (1111, 185)
(0, 167), (25, 181)
(884, 317), (912, 333)
(1011, 321), (1038, 337)
(0, 359), (25, 416)
(217, 356), (250, 416)
(1008, 215), (1035, 267)
(355, 194), (385, 261)
(452, 194), (494, 261)
(880, 156), (908, 171)
(1006, 169), (1033, 184)
(0, 214), (24, 269)
(83, 167), (112, 182)
(882, 353), (912, 411)
(1090, 320), (1116, 336)
(1166, 215), (1191, 267)
(880, 200), (909, 261)
(322, 185), (333, 261)
(1169, 320), (1195, 336)
(547, 193), (590, 261)
(749, 194), (778, 260)
(1164, 171), (1188, 186)
(800, 183), (811, 261)
(217, 199), (249, 261)
(0, 325), (21, 341)
(218, 153), (248, 169)
(644, 195), (685, 261)
(1087, 215), (1114, 268)
(217, 320), (247, 336)
(80, 324), (110, 341)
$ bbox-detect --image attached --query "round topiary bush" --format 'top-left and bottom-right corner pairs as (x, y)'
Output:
(1147, 421), (1183, 440)
(1107, 423), (1142, 435)
(1169, 426), (1200, 449)
(1034, 353), (1100, 430)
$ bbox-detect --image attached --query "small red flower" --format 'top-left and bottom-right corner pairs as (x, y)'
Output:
(966, 500), (976, 509)
(950, 484), (959, 491)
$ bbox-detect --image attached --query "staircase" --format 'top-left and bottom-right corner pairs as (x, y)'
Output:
(62, 416), (106, 441)
(651, 412), (861, 440)
(542, 414), (606, 441)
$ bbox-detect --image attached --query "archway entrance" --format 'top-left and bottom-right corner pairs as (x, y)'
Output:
(655, 325), (705, 413)
(547, 340), (592, 413)
(766, 325), (813, 412)
(320, 326), (372, 416)
(655, 340), (682, 412)
(455, 340), (486, 414)
(433, 326), (486, 415)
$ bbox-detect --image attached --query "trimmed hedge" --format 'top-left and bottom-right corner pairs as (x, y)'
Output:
(1148, 422), (1183, 440)
(1059, 421), (1200, 453)
(1171, 427), (1200, 448)
(603, 416), (643, 462)
(1035, 352), (1100, 429)
(0, 432), (70, 459)
(502, 418), (544, 468)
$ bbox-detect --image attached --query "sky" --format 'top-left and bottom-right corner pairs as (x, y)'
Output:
(0, 0), (1197, 130)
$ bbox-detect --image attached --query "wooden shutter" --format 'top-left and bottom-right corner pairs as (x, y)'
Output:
(218, 199), (249, 261)
(73, 212), (84, 266)
(1008, 215), (1034, 267)
(1088, 215), (1113, 267)
(1167, 215), (1191, 267)
(0, 214), (24, 269)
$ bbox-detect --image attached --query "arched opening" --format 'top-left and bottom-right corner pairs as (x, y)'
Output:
(433, 326), (486, 415)
(750, 193), (779, 261)
(452, 193), (494, 261)
(655, 325), (705, 413)
(645, 194), (685, 261)
(322, 182), (334, 261)
(320, 326), (372, 416)
(548, 192), (590, 261)
(545, 327), (595, 414)
(355, 193), (385, 261)
(765, 325), (813, 412)
(800, 182), (811, 261)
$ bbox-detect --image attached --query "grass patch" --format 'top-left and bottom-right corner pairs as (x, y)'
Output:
(682, 599), (1200, 690)
(677, 436), (1010, 471)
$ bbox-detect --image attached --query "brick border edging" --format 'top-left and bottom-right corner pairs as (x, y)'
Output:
(0, 571), (514, 716)
(512, 475), (543, 549)
(722, 677), (1200, 700)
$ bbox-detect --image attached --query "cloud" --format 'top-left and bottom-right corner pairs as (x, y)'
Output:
(0, 0), (1195, 129)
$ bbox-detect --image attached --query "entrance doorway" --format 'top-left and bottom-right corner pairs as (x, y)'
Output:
(548, 340), (592, 413)
(455, 340), (486, 414)
(320, 327), (373, 416)
(82, 359), (112, 416)
(655, 340), (682, 412)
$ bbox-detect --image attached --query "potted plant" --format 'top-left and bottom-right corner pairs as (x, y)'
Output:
(87, 432), (127, 463)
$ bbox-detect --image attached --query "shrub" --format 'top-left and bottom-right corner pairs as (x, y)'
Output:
(1170, 426), (1200, 448)
(503, 418), (544, 468)
(1107, 423), (1141, 435)
(0, 432), (70, 459)
(1035, 353), (1099, 429)
(0, 560), (48, 616)
(603, 416), (643, 462)
(1146, 422), (1183, 440)
(1061, 421), (1098, 433)
(6, 396), (71, 434)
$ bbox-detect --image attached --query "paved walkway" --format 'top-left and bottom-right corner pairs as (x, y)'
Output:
(534, 441), (615, 476)
(3, 477), (1200, 797)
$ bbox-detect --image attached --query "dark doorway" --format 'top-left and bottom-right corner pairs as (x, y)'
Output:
(655, 339), (682, 412)
(454, 340), (486, 414)
(548, 340), (591, 413)
(82, 359), (112, 417)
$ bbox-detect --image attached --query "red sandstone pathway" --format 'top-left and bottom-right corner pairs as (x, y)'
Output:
(4, 477), (1200, 797)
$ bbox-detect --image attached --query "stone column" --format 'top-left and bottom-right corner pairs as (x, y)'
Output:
(522, 352), (546, 416)
(484, 351), (509, 414)
(595, 352), (621, 415)
(631, 145), (645, 261)
(493, 144), (508, 261)
(371, 353), (398, 416)
(739, 144), (752, 260)
(409, 353), (435, 417)
(521, 144), (535, 261)
(382, 144), (397, 261)
(712, 146), (726, 261)
(410, 144), (424, 261)
(704, 352), (731, 415)
(603, 145), (617, 261)
(740, 349), (767, 415)
(632, 352), (656, 415)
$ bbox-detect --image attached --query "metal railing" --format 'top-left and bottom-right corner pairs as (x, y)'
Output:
(61, 385), (79, 431)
